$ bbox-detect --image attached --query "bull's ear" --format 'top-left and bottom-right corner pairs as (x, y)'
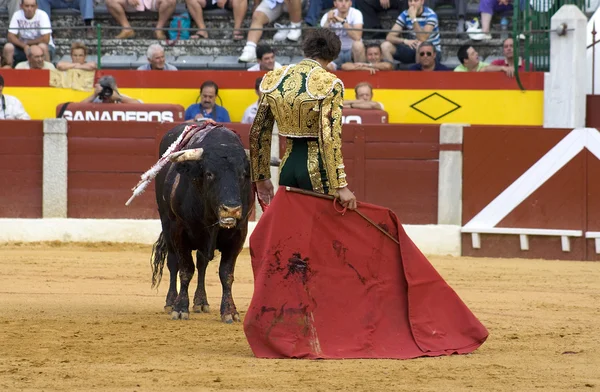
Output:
(169, 148), (204, 162)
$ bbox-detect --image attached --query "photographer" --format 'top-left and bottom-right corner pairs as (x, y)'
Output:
(80, 75), (141, 104)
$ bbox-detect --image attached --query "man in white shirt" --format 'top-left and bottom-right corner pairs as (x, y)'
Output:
(247, 45), (282, 72)
(15, 44), (55, 69)
(5, 0), (55, 66)
(0, 75), (31, 120)
(241, 77), (263, 124)
(320, 0), (365, 70)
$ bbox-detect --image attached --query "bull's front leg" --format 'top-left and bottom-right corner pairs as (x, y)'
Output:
(192, 250), (211, 313)
(218, 245), (242, 324)
(171, 250), (195, 320)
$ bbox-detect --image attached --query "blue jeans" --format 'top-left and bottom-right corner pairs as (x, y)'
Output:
(37, 0), (94, 21)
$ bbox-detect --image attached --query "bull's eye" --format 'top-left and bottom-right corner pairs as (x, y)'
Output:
(206, 172), (215, 181)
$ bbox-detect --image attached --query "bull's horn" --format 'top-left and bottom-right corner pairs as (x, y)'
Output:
(169, 148), (204, 162)
(244, 149), (250, 159)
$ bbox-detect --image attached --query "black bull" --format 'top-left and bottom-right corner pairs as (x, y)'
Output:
(150, 123), (253, 323)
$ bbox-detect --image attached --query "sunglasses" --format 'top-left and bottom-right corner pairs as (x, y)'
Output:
(419, 51), (433, 57)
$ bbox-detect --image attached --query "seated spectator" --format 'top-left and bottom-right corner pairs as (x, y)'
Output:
(247, 44), (282, 71)
(381, 0), (441, 65)
(478, 0), (524, 40)
(238, 0), (303, 63)
(37, 0), (95, 39)
(408, 41), (450, 71)
(80, 75), (142, 103)
(241, 77), (263, 124)
(454, 44), (513, 76)
(6, 0), (55, 66)
(137, 44), (178, 70)
(355, 0), (402, 39)
(0, 75), (31, 120)
(105, 0), (176, 39)
(185, 0), (248, 40)
(490, 37), (533, 71)
(321, 0), (365, 70)
(428, 0), (467, 35)
(185, 80), (231, 122)
(56, 41), (97, 71)
(15, 44), (56, 69)
(343, 82), (384, 110)
(340, 43), (393, 73)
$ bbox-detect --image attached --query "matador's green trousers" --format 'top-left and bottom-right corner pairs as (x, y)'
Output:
(278, 138), (330, 195)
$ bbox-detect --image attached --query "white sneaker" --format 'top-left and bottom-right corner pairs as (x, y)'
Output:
(273, 23), (288, 41)
(238, 45), (257, 63)
(287, 26), (301, 42)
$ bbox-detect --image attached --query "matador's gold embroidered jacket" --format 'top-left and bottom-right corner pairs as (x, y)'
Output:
(249, 58), (348, 192)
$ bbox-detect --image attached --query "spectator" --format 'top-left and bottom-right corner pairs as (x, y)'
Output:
(80, 75), (142, 103)
(37, 0), (95, 39)
(105, 0), (176, 39)
(0, 75), (31, 120)
(56, 41), (97, 71)
(490, 37), (532, 72)
(15, 44), (56, 69)
(184, 80), (231, 122)
(247, 44), (282, 71)
(6, 0), (55, 66)
(428, 0), (467, 35)
(343, 82), (384, 110)
(355, 0), (403, 39)
(454, 44), (513, 76)
(137, 44), (178, 70)
(340, 43), (393, 73)
(408, 41), (450, 71)
(478, 0), (524, 40)
(321, 0), (365, 69)
(237, 0), (303, 63)
(241, 77), (263, 124)
(381, 0), (441, 65)
(185, 0), (248, 40)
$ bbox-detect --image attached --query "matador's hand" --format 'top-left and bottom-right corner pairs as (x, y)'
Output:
(337, 186), (357, 210)
(256, 179), (275, 205)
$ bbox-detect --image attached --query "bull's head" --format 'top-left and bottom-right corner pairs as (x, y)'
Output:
(169, 143), (250, 230)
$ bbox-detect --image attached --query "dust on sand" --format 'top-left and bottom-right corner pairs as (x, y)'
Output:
(0, 243), (598, 391)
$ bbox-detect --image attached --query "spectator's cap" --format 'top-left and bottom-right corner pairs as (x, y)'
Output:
(256, 45), (275, 60)
(98, 75), (117, 89)
(0, 75), (4, 87)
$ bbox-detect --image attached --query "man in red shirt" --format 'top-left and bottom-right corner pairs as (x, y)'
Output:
(490, 37), (534, 72)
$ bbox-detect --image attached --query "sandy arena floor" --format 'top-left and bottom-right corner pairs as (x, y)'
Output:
(0, 242), (598, 392)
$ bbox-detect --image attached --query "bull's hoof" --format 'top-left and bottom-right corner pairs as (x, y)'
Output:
(164, 305), (173, 314)
(193, 304), (210, 313)
(221, 313), (240, 324)
(180, 312), (190, 320)
(170, 311), (181, 320)
(170, 311), (190, 320)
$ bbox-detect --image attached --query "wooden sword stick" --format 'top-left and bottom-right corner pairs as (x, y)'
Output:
(284, 186), (400, 245)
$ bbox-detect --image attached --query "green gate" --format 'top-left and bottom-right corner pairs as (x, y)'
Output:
(513, 0), (589, 86)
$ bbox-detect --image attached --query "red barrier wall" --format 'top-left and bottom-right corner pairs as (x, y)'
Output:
(587, 95), (600, 128)
(65, 122), (439, 224)
(462, 126), (599, 261)
(0, 120), (43, 218)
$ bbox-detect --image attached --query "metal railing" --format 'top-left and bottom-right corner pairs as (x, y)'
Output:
(513, 0), (590, 89)
(589, 22), (600, 94)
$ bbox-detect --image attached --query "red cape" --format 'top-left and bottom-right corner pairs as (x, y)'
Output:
(243, 189), (488, 359)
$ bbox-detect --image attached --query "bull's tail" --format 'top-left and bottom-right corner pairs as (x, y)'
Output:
(150, 231), (168, 289)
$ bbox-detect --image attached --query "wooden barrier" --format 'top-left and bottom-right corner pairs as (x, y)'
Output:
(462, 126), (600, 261)
(0, 120), (43, 218)
(62, 121), (440, 224)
